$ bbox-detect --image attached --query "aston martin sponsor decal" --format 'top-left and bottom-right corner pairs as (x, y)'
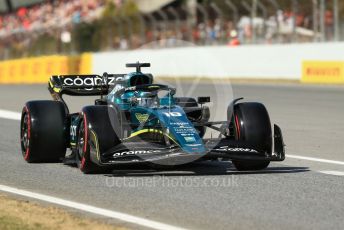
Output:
(181, 133), (194, 137)
(113, 149), (162, 157)
(184, 136), (196, 142)
(70, 125), (77, 137)
(170, 122), (189, 126)
(173, 126), (197, 133)
(186, 144), (202, 147)
(135, 113), (149, 123)
(214, 146), (259, 153)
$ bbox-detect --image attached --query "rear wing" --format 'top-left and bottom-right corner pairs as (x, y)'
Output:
(48, 74), (125, 96)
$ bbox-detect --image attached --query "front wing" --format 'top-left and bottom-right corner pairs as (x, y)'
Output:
(92, 125), (285, 166)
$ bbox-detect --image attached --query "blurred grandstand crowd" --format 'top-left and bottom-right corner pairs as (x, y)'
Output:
(0, 0), (104, 34)
(0, 0), (106, 58)
(0, 0), (341, 60)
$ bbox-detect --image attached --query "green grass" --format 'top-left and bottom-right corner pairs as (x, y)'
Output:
(0, 214), (45, 230)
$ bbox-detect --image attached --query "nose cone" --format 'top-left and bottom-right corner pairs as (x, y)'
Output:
(156, 108), (206, 154)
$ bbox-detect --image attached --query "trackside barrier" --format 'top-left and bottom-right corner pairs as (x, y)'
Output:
(302, 61), (344, 84)
(91, 43), (344, 84)
(0, 53), (92, 84)
(1, 43), (344, 84)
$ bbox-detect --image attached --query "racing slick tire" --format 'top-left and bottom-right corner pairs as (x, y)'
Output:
(76, 106), (120, 174)
(76, 117), (102, 174)
(231, 102), (272, 171)
(20, 101), (67, 163)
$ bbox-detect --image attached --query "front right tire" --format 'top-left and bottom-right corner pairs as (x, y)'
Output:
(231, 102), (272, 171)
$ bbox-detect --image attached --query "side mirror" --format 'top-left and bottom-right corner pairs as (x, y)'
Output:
(197, 97), (210, 104)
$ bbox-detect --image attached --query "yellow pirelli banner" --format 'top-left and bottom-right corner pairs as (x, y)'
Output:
(0, 53), (92, 84)
(302, 60), (344, 84)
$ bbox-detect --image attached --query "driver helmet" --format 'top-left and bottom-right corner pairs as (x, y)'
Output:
(137, 91), (158, 107)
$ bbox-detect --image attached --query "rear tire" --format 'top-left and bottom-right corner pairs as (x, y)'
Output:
(231, 102), (272, 171)
(20, 101), (67, 163)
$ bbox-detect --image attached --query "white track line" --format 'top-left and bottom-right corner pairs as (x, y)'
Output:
(0, 184), (187, 230)
(286, 154), (344, 166)
(318, 171), (344, 176)
(0, 109), (21, 121)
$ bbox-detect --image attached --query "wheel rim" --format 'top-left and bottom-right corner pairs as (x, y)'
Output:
(77, 120), (85, 162)
(21, 112), (30, 159)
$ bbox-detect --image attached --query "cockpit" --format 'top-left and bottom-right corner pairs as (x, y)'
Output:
(107, 62), (175, 110)
(111, 84), (176, 110)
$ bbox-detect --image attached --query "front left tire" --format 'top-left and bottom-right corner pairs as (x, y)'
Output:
(75, 117), (102, 174)
(76, 106), (121, 174)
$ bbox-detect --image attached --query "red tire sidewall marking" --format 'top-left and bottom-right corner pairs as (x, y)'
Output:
(80, 157), (86, 169)
(234, 114), (241, 140)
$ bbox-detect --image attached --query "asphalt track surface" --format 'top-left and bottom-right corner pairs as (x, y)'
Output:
(0, 82), (344, 230)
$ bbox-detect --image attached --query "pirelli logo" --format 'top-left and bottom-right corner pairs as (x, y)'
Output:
(302, 61), (344, 84)
(306, 67), (341, 76)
